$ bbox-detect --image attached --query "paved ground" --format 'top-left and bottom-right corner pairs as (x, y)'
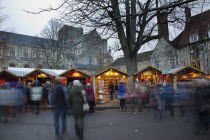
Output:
(0, 108), (209, 140)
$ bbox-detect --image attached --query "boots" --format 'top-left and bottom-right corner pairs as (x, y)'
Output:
(78, 127), (84, 140)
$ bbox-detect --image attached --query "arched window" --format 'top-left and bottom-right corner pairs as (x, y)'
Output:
(9, 63), (16, 67)
(24, 64), (30, 68)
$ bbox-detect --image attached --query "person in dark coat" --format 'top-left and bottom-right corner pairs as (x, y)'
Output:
(108, 81), (115, 100)
(51, 77), (68, 137)
(163, 83), (174, 116)
(68, 80), (85, 140)
(193, 78), (210, 135)
(25, 82), (32, 112)
(15, 82), (25, 113)
(86, 83), (95, 113)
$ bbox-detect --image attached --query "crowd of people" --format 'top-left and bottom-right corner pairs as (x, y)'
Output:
(0, 77), (210, 138)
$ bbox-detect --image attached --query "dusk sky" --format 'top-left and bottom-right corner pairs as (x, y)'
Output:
(1, 0), (210, 59)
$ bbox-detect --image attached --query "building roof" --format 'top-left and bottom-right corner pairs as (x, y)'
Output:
(0, 31), (57, 47)
(95, 67), (129, 77)
(171, 9), (210, 49)
(133, 65), (162, 76)
(58, 68), (91, 78)
(74, 63), (100, 70)
(110, 50), (154, 67)
(167, 65), (205, 76)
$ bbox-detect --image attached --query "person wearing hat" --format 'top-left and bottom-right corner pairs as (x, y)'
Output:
(86, 83), (95, 113)
(68, 80), (86, 140)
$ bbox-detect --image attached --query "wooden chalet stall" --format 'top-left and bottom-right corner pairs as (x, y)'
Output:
(95, 67), (129, 103)
(22, 69), (55, 86)
(166, 65), (206, 89)
(58, 68), (91, 86)
(0, 70), (20, 86)
(133, 65), (163, 86)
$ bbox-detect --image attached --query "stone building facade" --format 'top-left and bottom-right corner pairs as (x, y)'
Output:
(111, 8), (210, 74)
(0, 25), (112, 70)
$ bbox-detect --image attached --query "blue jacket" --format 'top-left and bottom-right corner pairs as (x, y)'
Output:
(118, 84), (126, 99)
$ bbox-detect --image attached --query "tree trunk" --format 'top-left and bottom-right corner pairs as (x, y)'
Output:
(125, 56), (138, 76)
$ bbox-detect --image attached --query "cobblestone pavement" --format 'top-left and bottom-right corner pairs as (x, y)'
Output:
(0, 108), (209, 140)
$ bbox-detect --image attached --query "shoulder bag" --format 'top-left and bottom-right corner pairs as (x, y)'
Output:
(81, 90), (90, 112)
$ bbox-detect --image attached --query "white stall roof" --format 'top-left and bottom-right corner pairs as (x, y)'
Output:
(7, 67), (66, 77)
(41, 69), (66, 77)
(7, 67), (35, 77)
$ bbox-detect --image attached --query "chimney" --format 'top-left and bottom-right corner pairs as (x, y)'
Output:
(158, 12), (169, 41)
(185, 7), (191, 23)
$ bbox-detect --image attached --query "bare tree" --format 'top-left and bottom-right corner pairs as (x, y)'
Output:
(34, 18), (75, 69)
(26, 0), (207, 75)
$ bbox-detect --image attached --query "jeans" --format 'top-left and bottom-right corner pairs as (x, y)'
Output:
(53, 107), (67, 136)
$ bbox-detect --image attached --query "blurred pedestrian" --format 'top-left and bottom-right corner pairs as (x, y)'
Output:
(68, 80), (86, 140)
(118, 79), (126, 112)
(163, 83), (174, 116)
(51, 77), (68, 137)
(153, 83), (164, 121)
(25, 82), (32, 112)
(45, 81), (53, 107)
(86, 83), (95, 113)
(30, 80), (43, 114)
(15, 82), (25, 113)
(193, 78), (210, 135)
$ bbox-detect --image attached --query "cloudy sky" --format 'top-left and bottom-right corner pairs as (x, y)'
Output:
(1, 0), (210, 60)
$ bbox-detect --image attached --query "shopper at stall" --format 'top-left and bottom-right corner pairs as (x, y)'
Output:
(108, 81), (115, 100)
(25, 82), (32, 112)
(45, 81), (53, 107)
(30, 80), (43, 114)
(114, 80), (119, 100)
(118, 79), (126, 112)
(42, 82), (48, 107)
(153, 83), (164, 121)
(51, 77), (68, 137)
(86, 83), (95, 113)
(163, 83), (174, 116)
(15, 82), (25, 113)
(68, 80), (86, 140)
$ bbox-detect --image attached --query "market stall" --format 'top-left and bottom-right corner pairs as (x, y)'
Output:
(58, 68), (91, 86)
(166, 65), (206, 89)
(95, 67), (129, 103)
(22, 69), (54, 86)
(0, 70), (20, 86)
(133, 65), (163, 86)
